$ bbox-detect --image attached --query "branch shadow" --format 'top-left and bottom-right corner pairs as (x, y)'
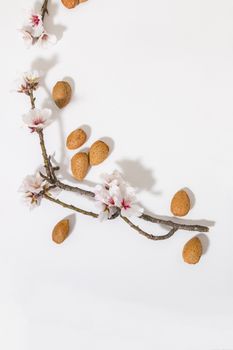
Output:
(31, 55), (59, 95)
(117, 158), (160, 195)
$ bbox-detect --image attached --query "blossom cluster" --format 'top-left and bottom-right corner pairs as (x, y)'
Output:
(94, 171), (143, 220)
(20, 10), (56, 48)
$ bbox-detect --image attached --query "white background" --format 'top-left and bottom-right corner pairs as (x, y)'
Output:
(0, 0), (233, 349)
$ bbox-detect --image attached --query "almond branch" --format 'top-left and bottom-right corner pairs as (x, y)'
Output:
(26, 89), (210, 241)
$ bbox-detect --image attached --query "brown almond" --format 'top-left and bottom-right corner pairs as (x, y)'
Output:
(170, 190), (191, 217)
(61, 0), (87, 9)
(52, 81), (72, 109)
(71, 152), (89, 180)
(52, 219), (70, 244)
(89, 141), (109, 166)
(61, 0), (78, 9)
(182, 237), (202, 264)
(66, 128), (87, 150)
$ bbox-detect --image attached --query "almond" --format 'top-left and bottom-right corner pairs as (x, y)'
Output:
(61, 0), (77, 8)
(52, 219), (70, 244)
(61, 0), (87, 9)
(89, 141), (109, 166)
(182, 237), (202, 264)
(66, 128), (87, 150)
(170, 190), (191, 217)
(52, 81), (72, 109)
(71, 152), (89, 180)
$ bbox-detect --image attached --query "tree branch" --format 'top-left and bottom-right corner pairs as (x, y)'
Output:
(37, 130), (52, 179)
(41, 0), (49, 21)
(121, 215), (178, 241)
(140, 213), (209, 233)
(43, 193), (98, 218)
(29, 90), (35, 109)
(54, 180), (95, 197)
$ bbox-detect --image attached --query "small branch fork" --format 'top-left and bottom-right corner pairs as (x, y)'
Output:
(27, 89), (210, 241)
(41, 0), (49, 21)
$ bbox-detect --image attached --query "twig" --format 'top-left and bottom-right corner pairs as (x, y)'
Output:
(41, 0), (49, 21)
(43, 193), (98, 218)
(121, 215), (178, 241)
(29, 90), (35, 109)
(37, 130), (52, 179)
(140, 213), (209, 233)
(54, 180), (95, 197)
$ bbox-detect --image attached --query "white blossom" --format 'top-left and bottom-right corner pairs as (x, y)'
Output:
(95, 202), (119, 222)
(22, 108), (52, 131)
(19, 170), (61, 209)
(20, 11), (43, 47)
(20, 9), (57, 48)
(37, 32), (57, 49)
(19, 172), (45, 208)
(94, 171), (144, 220)
(20, 172), (44, 194)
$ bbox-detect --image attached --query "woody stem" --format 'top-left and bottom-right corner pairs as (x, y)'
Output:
(41, 0), (49, 21)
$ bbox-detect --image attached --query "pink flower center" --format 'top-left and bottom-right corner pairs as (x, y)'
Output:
(108, 197), (115, 205)
(33, 117), (44, 126)
(31, 15), (41, 27)
(121, 199), (131, 210)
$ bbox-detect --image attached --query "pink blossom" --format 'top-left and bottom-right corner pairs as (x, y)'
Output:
(22, 108), (52, 131)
